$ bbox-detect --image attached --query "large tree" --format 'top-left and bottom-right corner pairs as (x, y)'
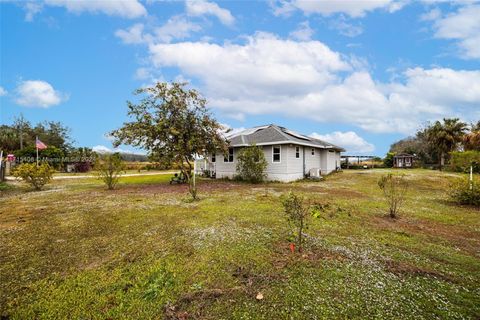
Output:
(389, 134), (434, 165)
(425, 118), (467, 170)
(111, 82), (228, 199)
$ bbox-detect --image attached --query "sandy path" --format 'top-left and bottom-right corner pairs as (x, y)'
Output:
(5, 171), (177, 181)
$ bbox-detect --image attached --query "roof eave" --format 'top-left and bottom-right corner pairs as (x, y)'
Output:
(229, 141), (344, 151)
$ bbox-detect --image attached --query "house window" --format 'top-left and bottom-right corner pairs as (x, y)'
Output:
(273, 146), (281, 163)
(311, 148), (315, 156)
(211, 154), (216, 163)
(295, 146), (300, 159)
(224, 148), (234, 162)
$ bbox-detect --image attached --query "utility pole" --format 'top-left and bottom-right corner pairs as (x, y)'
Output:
(14, 114), (27, 150)
(470, 163), (474, 190)
(20, 127), (23, 150)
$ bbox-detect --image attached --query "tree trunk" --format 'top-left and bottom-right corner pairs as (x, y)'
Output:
(439, 152), (444, 171)
(184, 156), (197, 200)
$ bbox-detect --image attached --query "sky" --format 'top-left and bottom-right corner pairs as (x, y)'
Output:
(1, 0), (480, 156)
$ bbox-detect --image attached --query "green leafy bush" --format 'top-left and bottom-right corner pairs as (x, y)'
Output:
(97, 153), (125, 190)
(449, 177), (480, 206)
(450, 151), (480, 173)
(383, 152), (395, 168)
(235, 144), (268, 183)
(378, 174), (409, 218)
(12, 162), (55, 190)
(15, 146), (65, 169)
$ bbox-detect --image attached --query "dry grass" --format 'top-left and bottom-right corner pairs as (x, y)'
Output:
(0, 169), (479, 319)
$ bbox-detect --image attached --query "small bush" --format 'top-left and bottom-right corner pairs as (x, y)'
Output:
(97, 153), (125, 190)
(236, 144), (268, 183)
(378, 174), (409, 218)
(12, 162), (55, 190)
(282, 192), (309, 252)
(73, 161), (92, 173)
(450, 151), (480, 173)
(449, 177), (480, 206)
(383, 152), (395, 168)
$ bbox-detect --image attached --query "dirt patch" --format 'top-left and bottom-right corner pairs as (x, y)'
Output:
(115, 180), (247, 195)
(383, 259), (455, 282)
(371, 216), (480, 257)
(164, 287), (245, 320)
(270, 241), (346, 269)
(284, 185), (366, 199)
(164, 264), (284, 319)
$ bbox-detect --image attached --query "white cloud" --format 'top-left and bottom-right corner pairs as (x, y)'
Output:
(92, 145), (113, 153)
(220, 123), (246, 137)
(431, 5), (480, 59)
(115, 16), (201, 45)
(0, 86), (7, 96)
(289, 21), (314, 41)
(43, 0), (147, 19)
(148, 32), (349, 98)
(329, 16), (363, 37)
(310, 131), (375, 153)
(144, 33), (480, 134)
(154, 15), (202, 43)
(420, 7), (441, 21)
(272, 0), (405, 18)
(24, 1), (43, 21)
(15, 80), (67, 108)
(92, 145), (145, 155)
(134, 67), (152, 80)
(115, 23), (146, 44)
(186, 0), (235, 26)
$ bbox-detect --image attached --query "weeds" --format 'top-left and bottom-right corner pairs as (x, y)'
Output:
(378, 174), (409, 218)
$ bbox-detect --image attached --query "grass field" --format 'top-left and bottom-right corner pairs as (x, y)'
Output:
(1, 169), (479, 319)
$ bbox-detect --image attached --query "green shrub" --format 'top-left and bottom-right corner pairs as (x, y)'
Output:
(12, 162), (55, 190)
(449, 177), (480, 206)
(15, 146), (65, 170)
(235, 144), (268, 183)
(383, 152), (395, 168)
(282, 192), (308, 252)
(450, 151), (480, 173)
(97, 153), (125, 190)
(378, 174), (409, 218)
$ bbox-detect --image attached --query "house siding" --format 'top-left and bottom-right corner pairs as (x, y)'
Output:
(286, 145), (304, 179)
(263, 145), (291, 181)
(305, 147), (322, 174)
(214, 148), (238, 179)
(335, 152), (341, 171)
(212, 144), (340, 182)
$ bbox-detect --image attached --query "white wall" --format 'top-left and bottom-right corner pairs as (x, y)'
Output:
(214, 145), (340, 181)
(286, 145), (304, 179)
(214, 148), (238, 179)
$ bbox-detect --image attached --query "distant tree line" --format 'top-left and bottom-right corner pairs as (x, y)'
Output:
(0, 115), (72, 153)
(0, 116), (149, 172)
(388, 118), (480, 171)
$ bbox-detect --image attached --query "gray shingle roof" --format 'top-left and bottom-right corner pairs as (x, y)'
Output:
(227, 124), (345, 151)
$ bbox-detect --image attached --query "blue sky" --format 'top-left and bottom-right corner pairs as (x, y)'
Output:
(1, 0), (479, 156)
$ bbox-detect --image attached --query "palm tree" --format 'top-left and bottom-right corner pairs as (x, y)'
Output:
(464, 121), (480, 151)
(426, 118), (467, 170)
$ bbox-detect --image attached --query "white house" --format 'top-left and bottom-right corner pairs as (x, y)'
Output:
(200, 124), (344, 182)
